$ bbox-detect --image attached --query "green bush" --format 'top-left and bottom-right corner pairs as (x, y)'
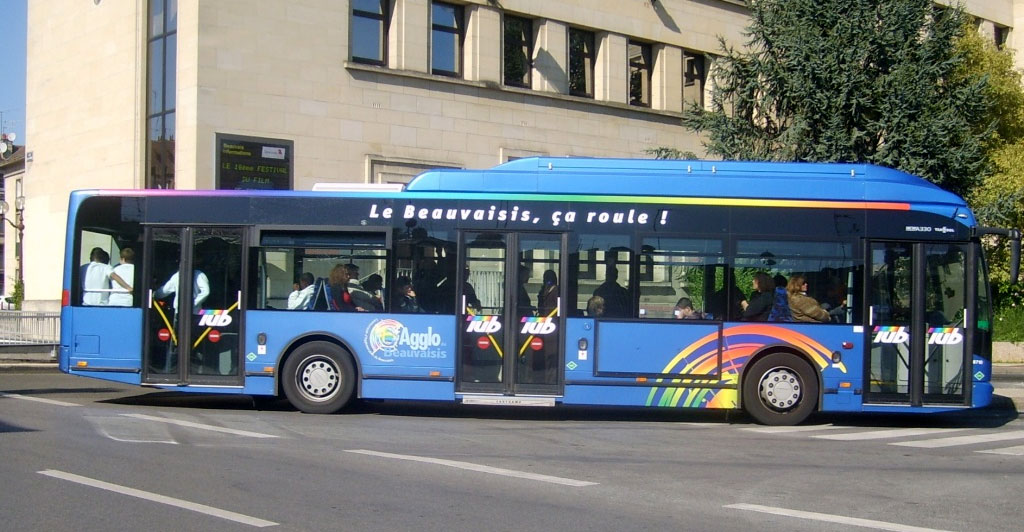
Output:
(993, 304), (1024, 342)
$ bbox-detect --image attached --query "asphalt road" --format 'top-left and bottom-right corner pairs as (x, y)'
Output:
(2, 372), (1024, 532)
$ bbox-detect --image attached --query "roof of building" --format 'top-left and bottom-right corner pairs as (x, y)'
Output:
(0, 144), (26, 171)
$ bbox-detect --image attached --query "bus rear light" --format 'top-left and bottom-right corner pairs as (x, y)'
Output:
(76, 361), (87, 368)
(841, 342), (854, 349)
(62, 289), (71, 307)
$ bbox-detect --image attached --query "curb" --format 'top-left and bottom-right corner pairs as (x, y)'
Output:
(0, 362), (58, 373)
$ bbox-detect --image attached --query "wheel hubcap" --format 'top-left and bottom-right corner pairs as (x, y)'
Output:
(758, 367), (802, 412)
(297, 356), (340, 402)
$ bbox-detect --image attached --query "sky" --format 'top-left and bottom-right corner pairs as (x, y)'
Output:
(0, 0), (27, 144)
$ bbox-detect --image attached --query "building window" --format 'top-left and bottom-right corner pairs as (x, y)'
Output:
(683, 50), (706, 108)
(146, 0), (176, 189)
(503, 15), (533, 88)
(568, 28), (595, 98)
(351, 0), (388, 65)
(994, 25), (1009, 50)
(431, 2), (463, 77)
(628, 40), (651, 107)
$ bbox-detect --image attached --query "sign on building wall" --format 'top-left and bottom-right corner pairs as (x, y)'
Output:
(216, 134), (293, 190)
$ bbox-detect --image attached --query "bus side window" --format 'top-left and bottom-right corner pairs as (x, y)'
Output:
(639, 237), (724, 319)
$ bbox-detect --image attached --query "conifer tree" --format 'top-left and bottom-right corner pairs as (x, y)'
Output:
(683, 0), (993, 197)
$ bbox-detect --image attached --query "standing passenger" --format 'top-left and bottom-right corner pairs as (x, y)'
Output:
(108, 248), (135, 307)
(81, 247), (113, 306)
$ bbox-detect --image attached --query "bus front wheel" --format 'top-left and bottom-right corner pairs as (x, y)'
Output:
(282, 342), (356, 414)
(742, 352), (818, 426)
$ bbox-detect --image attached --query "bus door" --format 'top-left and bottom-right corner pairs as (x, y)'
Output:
(458, 231), (565, 397)
(866, 241), (969, 406)
(143, 226), (245, 386)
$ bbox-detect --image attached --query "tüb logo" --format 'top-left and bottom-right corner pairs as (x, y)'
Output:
(928, 328), (963, 345)
(198, 311), (232, 327)
(520, 317), (556, 335)
(873, 326), (908, 344)
(466, 315), (501, 333)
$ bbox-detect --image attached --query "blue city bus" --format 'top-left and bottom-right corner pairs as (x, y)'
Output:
(60, 158), (1020, 425)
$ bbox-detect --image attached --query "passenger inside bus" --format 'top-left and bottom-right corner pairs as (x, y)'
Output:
(740, 271), (773, 321)
(593, 266), (629, 317)
(787, 274), (830, 323)
(287, 272), (315, 310)
(673, 297), (704, 319)
(538, 270), (558, 317)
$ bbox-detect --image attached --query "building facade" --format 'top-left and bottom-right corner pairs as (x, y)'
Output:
(17, 0), (1024, 309)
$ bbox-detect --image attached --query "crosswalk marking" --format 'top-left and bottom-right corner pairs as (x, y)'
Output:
(814, 428), (967, 441)
(743, 424), (839, 434)
(891, 430), (1024, 448)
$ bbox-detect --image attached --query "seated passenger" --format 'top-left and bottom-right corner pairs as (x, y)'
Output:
(287, 272), (316, 310)
(392, 276), (422, 313)
(673, 297), (704, 319)
(740, 271), (773, 321)
(787, 274), (830, 323)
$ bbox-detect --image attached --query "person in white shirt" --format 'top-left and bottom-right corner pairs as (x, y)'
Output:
(81, 247), (113, 305)
(108, 248), (135, 307)
(287, 272), (315, 310)
(155, 267), (210, 313)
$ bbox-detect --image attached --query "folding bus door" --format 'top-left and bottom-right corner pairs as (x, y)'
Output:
(142, 226), (245, 387)
(865, 241), (969, 406)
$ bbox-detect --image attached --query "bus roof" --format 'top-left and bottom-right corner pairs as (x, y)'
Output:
(406, 157), (966, 207)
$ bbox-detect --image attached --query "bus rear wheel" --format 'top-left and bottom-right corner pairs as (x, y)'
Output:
(282, 342), (356, 414)
(742, 352), (818, 426)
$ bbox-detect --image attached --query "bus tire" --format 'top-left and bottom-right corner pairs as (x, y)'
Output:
(282, 342), (356, 414)
(742, 352), (818, 426)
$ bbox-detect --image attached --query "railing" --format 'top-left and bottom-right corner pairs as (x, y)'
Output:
(0, 311), (60, 346)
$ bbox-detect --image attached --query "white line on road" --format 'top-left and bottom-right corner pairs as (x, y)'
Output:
(814, 428), (967, 441)
(977, 444), (1024, 456)
(38, 470), (277, 528)
(121, 414), (279, 439)
(345, 449), (598, 487)
(725, 503), (954, 532)
(743, 424), (840, 433)
(0, 392), (80, 407)
(891, 430), (1024, 448)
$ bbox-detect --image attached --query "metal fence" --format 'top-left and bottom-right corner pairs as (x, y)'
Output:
(0, 311), (60, 346)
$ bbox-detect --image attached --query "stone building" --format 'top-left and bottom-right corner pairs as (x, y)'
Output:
(15, 0), (1022, 309)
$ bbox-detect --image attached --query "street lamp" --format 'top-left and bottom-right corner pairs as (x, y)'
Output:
(0, 179), (25, 289)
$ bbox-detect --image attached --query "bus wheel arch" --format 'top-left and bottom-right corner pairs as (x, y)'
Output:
(280, 339), (357, 414)
(740, 348), (820, 426)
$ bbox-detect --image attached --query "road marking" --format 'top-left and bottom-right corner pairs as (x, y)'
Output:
(0, 393), (80, 407)
(345, 449), (598, 487)
(977, 444), (1024, 456)
(891, 430), (1024, 448)
(814, 428), (966, 441)
(725, 503), (954, 532)
(38, 470), (277, 528)
(743, 424), (840, 433)
(88, 416), (178, 445)
(121, 414), (279, 439)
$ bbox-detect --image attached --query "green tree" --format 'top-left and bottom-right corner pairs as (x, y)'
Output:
(956, 25), (1024, 292)
(683, 0), (993, 197)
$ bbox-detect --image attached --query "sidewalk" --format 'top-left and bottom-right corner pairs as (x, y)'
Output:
(0, 345), (58, 372)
